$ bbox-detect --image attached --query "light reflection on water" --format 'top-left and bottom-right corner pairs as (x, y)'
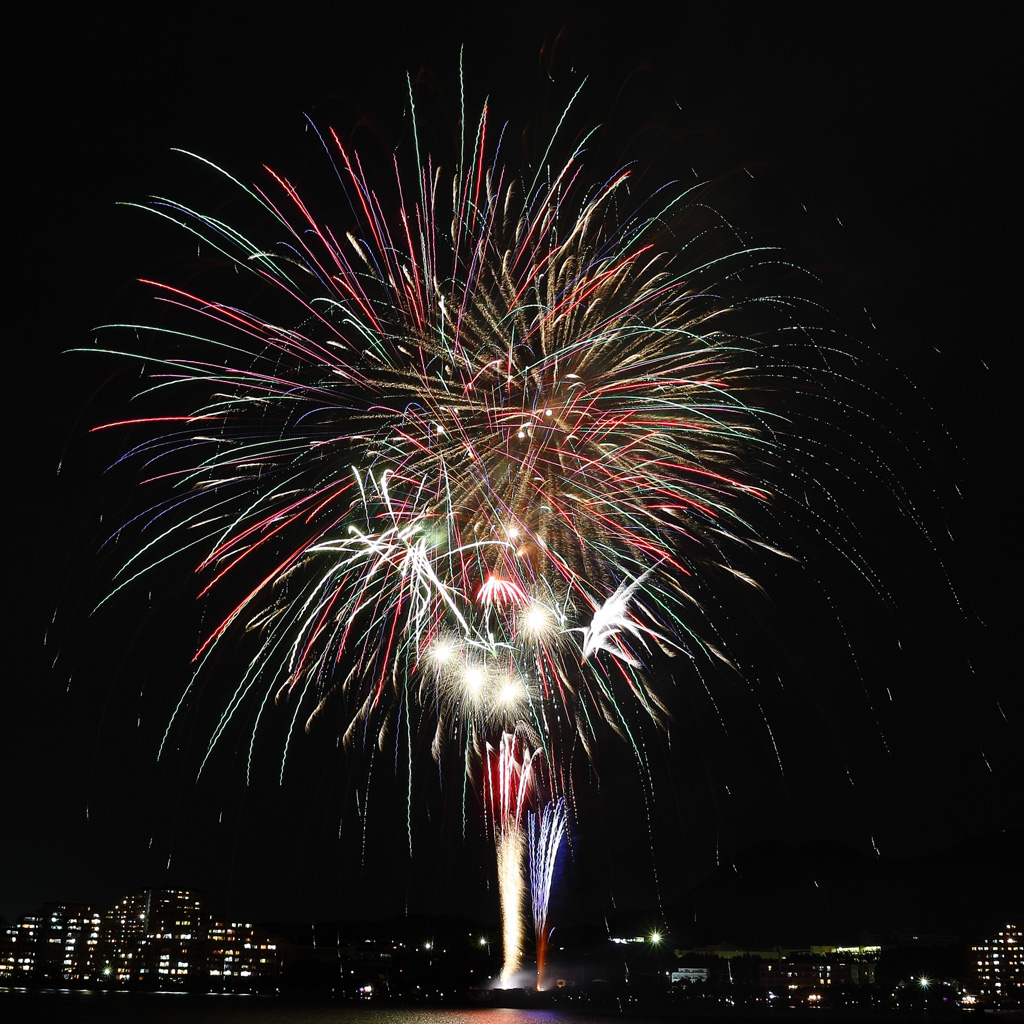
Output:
(0, 990), (660, 1024)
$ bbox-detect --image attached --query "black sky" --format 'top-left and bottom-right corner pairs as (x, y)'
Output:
(10, 4), (1018, 934)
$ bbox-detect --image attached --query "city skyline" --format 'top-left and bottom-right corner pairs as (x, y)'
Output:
(3, 885), (1019, 1009)
(10, 5), (1017, 937)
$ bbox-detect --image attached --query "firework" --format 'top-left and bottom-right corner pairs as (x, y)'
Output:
(486, 732), (535, 984)
(529, 797), (567, 990)
(87, 69), (816, 966)
(91, 81), (776, 770)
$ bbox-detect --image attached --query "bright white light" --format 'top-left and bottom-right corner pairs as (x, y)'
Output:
(497, 829), (525, 985)
(464, 667), (485, 697)
(498, 680), (522, 704)
(523, 604), (549, 633)
(430, 640), (455, 664)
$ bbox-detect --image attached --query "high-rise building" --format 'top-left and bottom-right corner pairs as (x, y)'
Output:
(104, 889), (206, 984)
(208, 919), (279, 984)
(101, 889), (280, 988)
(3, 888), (280, 990)
(967, 922), (1022, 1009)
(0, 913), (43, 978)
(0, 903), (101, 981)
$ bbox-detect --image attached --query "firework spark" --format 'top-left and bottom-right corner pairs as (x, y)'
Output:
(486, 732), (534, 984)
(529, 797), (567, 990)
(85, 69), (835, 967)
(90, 81), (779, 772)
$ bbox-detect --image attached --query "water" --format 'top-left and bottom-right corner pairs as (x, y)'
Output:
(0, 990), (680, 1024)
(4, 989), (968, 1022)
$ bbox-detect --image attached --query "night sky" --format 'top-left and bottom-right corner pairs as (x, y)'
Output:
(10, 4), (1018, 939)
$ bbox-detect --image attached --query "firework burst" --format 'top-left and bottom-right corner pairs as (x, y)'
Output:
(91, 83), (782, 771)
(84, 69), (839, 973)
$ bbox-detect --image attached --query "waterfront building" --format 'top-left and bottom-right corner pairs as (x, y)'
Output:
(2, 889), (279, 990)
(207, 919), (279, 985)
(0, 903), (101, 981)
(967, 922), (1022, 1009)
